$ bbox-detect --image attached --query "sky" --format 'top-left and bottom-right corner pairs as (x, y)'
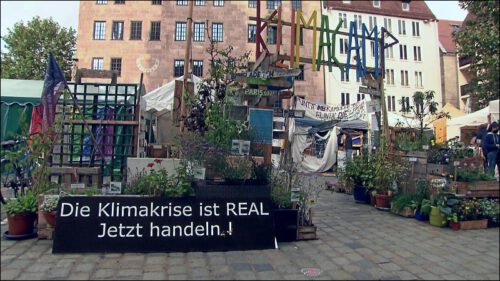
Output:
(1, 0), (468, 49)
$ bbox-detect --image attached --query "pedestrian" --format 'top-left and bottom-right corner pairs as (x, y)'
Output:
(482, 122), (500, 176)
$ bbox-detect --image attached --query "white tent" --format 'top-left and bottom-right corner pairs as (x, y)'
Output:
(447, 99), (500, 140)
(141, 75), (203, 144)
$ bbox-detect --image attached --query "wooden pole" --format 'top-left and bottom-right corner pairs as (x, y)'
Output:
(256, 0), (261, 59)
(180, 0), (194, 133)
(290, 9), (295, 67)
(276, 5), (282, 54)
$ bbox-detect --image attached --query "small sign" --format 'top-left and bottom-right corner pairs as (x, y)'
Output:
(51, 175), (59, 184)
(291, 188), (300, 202)
(193, 168), (206, 180)
(365, 100), (381, 113)
(408, 157), (418, 162)
(107, 182), (122, 195)
(231, 140), (251, 156)
(241, 88), (278, 96)
(453, 161), (460, 166)
(359, 86), (380, 96)
(284, 109), (305, 118)
(71, 183), (85, 189)
(233, 68), (301, 79)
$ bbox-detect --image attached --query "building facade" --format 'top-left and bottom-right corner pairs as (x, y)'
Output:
(76, 0), (324, 102)
(437, 19), (462, 109)
(322, 0), (443, 113)
(456, 13), (475, 113)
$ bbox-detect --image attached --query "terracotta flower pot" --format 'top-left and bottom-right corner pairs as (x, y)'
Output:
(450, 221), (459, 231)
(42, 211), (57, 227)
(375, 194), (390, 209)
(7, 212), (36, 235)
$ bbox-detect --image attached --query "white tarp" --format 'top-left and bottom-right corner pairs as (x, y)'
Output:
(289, 118), (339, 173)
(446, 99), (500, 140)
(141, 75), (203, 113)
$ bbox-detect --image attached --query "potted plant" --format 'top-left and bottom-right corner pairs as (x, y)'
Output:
(417, 198), (432, 221)
(413, 179), (430, 220)
(296, 176), (323, 240)
(448, 213), (459, 230)
(479, 198), (499, 228)
(40, 195), (59, 227)
(4, 191), (38, 236)
(270, 161), (298, 242)
(341, 152), (373, 204)
(457, 198), (488, 230)
(390, 194), (417, 217)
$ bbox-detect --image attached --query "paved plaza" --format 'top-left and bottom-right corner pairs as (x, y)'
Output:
(1, 184), (499, 280)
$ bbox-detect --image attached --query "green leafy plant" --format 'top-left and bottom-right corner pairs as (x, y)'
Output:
(391, 194), (417, 214)
(4, 191), (38, 215)
(457, 168), (495, 182)
(457, 198), (482, 221)
(40, 196), (59, 212)
(478, 198), (499, 223)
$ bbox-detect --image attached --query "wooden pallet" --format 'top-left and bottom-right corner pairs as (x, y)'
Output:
(49, 166), (102, 188)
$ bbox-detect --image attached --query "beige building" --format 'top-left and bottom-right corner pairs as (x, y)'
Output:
(437, 19), (462, 109)
(76, 0), (324, 102)
(456, 13), (476, 113)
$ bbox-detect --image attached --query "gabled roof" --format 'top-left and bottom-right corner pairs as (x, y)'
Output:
(438, 19), (462, 53)
(324, 0), (437, 21)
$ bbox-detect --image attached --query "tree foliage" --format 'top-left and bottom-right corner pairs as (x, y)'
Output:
(1, 16), (76, 80)
(454, 1), (499, 109)
(399, 90), (450, 138)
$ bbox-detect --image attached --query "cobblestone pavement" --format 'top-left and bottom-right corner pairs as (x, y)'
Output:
(1, 182), (499, 280)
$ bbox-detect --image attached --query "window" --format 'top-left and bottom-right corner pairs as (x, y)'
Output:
(248, 24), (256, 43)
(401, 97), (410, 111)
(373, 0), (380, 8)
(176, 0), (186, 5)
(152, 0), (162, 4)
(194, 23), (205, 42)
(297, 65), (304, 81)
(341, 93), (350, 106)
(399, 44), (407, 60)
(267, 0), (281, 9)
(130, 21), (142, 40)
(385, 69), (394, 85)
(192, 60), (203, 77)
(174, 60), (184, 77)
(212, 23), (223, 42)
(385, 44), (394, 59)
(195, 0), (205, 5)
(292, 0), (301, 9)
(340, 13), (347, 29)
(175, 22), (187, 41)
(413, 46), (422, 61)
(415, 71), (423, 88)
(339, 38), (348, 54)
(357, 94), (365, 101)
(248, 0), (256, 8)
(150, 21), (161, 40)
(354, 14), (362, 29)
(267, 26), (280, 45)
(112, 21), (124, 40)
(387, 96), (396, 111)
(96, 0), (107, 4)
(369, 16), (377, 30)
(92, 57), (104, 70)
(412, 22), (420, 36)
(213, 0), (224, 6)
(400, 70), (409, 86)
(340, 69), (349, 82)
(370, 41), (375, 57)
(402, 2), (410, 11)
(114, 0), (125, 4)
(93, 21), (106, 40)
(398, 20), (406, 35)
(383, 18), (392, 32)
(392, 96), (396, 111)
(110, 58), (122, 76)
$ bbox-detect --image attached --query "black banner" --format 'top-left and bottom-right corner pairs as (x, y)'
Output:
(52, 196), (275, 253)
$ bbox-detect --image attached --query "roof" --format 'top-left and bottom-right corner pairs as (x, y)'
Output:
(324, 0), (437, 21)
(0, 79), (44, 105)
(437, 19), (462, 53)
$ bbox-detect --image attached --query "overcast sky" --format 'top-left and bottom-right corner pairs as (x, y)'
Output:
(1, 0), (468, 49)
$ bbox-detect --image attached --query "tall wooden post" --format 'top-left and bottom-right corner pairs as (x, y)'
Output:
(180, 0), (194, 133)
(256, 0), (261, 60)
(379, 30), (390, 150)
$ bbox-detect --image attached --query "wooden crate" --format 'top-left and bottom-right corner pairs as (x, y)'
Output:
(427, 163), (449, 176)
(297, 225), (317, 240)
(459, 219), (488, 230)
(452, 181), (499, 198)
(49, 166), (102, 188)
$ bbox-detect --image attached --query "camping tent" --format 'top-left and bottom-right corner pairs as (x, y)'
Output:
(141, 75), (203, 144)
(289, 117), (368, 173)
(1, 79), (44, 141)
(446, 99), (500, 140)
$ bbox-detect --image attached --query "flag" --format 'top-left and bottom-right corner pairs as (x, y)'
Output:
(41, 53), (67, 132)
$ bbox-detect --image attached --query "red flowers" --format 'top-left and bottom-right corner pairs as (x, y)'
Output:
(147, 163), (154, 168)
(153, 159), (163, 164)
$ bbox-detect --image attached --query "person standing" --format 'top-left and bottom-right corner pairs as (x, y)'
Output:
(482, 122), (500, 175)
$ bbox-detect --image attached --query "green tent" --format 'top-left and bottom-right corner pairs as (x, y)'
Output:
(1, 79), (44, 141)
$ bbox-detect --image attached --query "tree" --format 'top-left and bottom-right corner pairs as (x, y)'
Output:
(454, 1), (499, 109)
(399, 90), (450, 139)
(1, 16), (76, 80)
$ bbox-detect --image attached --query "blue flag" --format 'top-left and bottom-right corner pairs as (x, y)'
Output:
(41, 53), (67, 132)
